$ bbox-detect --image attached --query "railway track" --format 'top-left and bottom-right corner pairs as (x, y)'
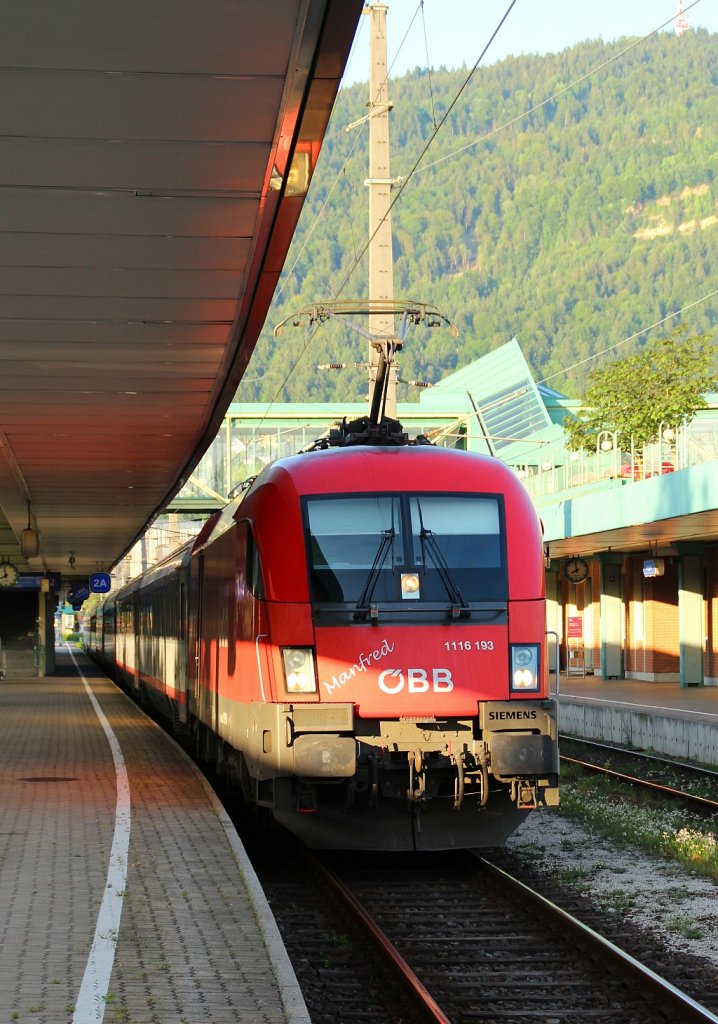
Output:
(559, 736), (718, 811)
(253, 840), (718, 1024)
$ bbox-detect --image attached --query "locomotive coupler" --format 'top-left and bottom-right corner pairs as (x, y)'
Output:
(406, 750), (426, 806)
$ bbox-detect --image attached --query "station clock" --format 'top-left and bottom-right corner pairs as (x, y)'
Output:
(0, 562), (19, 587)
(564, 557), (589, 584)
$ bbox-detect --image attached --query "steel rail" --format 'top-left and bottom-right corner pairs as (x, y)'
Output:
(560, 735), (718, 779)
(560, 755), (718, 810)
(477, 855), (718, 1024)
(310, 856), (451, 1024)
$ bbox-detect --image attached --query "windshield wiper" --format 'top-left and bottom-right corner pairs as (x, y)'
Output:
(416, 500), (470, 619)
(354, 528), (395, 621)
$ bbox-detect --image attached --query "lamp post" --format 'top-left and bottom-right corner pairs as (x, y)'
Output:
(596, 430), (619, 478)
(658, 421), (675, 473)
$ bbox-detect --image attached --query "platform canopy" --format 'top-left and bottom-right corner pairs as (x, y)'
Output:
(0, 0), (363, 581)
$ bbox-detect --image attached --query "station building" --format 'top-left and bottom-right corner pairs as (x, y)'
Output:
(149, 337), (718, 690)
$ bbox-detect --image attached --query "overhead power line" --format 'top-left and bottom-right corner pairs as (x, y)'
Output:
(407, 0), (707, 181)
(536, 287), (718, 387)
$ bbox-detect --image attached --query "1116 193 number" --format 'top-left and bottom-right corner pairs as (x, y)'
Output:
(444, 640), (495, 652)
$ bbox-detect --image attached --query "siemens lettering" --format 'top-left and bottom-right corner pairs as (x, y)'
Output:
(378, 668), (454, 694)
(488, 710), (538, 721)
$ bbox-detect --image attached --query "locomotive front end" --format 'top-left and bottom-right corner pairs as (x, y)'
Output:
(253, 447), (559, 851)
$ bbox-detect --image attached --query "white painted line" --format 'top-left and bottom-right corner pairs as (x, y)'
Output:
(561, 692), (718, 721)
(67, 646), (131, 1024)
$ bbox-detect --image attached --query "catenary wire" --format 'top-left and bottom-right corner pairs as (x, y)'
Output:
(280, 0), (706, 307)
(258, 0), (711, 417)
(270, 1), (424, 306)
(331, 0), (519, 301)
(536, 287), (718, 387)
(260, 0), (518, 415)
(329, 0), (710, 326)
(407, 0), (707, 181)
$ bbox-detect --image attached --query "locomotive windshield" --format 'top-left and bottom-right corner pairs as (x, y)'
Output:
(304, 492), (507, 609)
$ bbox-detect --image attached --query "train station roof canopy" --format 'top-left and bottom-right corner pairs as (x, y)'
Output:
(0, 0), (362, 581)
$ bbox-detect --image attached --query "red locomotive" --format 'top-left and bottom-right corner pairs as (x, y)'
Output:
(88, 421), (559, 851)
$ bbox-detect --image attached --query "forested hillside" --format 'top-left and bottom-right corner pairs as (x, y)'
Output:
(240, 29), (718, 404)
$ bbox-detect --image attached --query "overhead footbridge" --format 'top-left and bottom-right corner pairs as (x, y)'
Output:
(0, 0), (362, 586)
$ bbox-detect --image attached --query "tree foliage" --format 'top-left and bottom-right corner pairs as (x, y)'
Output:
(563, 330), (717, 450)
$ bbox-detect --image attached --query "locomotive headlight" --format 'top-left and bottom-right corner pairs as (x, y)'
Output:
(401, 573), (421, 599)
(510, 644), (540, 692)
(281, 647), (317, 693)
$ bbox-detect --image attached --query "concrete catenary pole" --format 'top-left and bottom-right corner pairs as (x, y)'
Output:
(367, 3), (397, 417)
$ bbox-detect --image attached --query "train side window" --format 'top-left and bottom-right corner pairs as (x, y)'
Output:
(245, 525), (265, 599)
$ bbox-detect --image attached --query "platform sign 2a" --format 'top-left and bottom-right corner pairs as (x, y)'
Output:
(89, 572), (112, 594)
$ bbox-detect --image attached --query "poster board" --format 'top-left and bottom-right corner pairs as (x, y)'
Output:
(566, 615), (585, 675)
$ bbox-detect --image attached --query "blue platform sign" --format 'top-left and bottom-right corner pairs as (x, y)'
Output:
(67, 584), (90, 609)
(17, 572), (62, 592)
(89, 572), (112, 594)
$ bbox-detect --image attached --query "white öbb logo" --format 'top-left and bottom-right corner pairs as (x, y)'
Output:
(378, 668), (454, 694)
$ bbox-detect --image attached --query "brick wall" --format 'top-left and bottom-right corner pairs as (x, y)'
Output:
(620, 556), (681, 680)
(645, 560), (680, 675)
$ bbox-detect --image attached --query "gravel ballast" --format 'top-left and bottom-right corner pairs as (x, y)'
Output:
(506, 810), (718, 969)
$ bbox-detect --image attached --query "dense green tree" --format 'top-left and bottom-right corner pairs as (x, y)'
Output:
(563, 330), (717, 450)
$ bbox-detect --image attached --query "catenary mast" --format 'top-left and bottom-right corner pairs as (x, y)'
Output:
(366, 3), (397, 416)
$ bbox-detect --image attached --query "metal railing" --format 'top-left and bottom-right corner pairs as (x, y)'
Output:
(517, 416), (718, 501)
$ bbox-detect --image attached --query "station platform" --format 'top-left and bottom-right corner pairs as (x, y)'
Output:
(0, 647), (309, 1024)
(555, 673), (718, 766)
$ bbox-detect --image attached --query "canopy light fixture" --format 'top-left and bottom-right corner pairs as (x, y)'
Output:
(20, 501), (39, 559)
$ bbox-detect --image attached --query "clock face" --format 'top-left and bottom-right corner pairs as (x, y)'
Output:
(0, 562), (19, 587)
(565, 557), (589, 584)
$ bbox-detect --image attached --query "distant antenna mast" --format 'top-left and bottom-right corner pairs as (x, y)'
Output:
(366, 3), (398, 416)
(676, 0), (689, 36)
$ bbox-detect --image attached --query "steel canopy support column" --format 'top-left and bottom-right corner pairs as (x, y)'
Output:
(599, 558), (623, 679)
(37, 589), (55, 677)
(677, 548), (704, 687)
(545, 566), (561, 689)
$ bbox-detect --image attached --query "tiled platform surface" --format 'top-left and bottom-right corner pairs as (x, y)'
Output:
(556, 673), (718, 765)
(0, 647), (309, 1024)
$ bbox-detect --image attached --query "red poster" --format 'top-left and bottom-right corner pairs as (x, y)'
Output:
(567, 616), (583, 638)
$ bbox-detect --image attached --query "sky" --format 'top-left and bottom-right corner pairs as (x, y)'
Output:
(341, 0), (718, 86)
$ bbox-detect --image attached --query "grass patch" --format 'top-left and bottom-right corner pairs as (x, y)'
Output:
(667, 914), (704, 940)
(556, 866), (596, 885)
(558, 765), (718, 879)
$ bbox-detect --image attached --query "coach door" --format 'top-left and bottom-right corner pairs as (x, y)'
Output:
(196, 548), (220, 734)
(176, 577), (188, 726)
(132, 591), (141, 697)
(187, 552), (203, 720)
